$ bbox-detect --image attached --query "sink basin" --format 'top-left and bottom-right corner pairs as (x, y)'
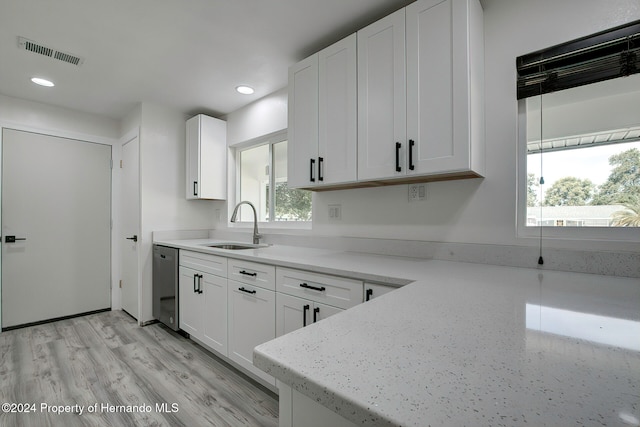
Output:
(204, 242), (268, 250)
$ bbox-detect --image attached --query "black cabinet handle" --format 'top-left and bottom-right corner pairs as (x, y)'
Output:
(303, 304), (310, 327)
(198, 274), (203, 294)
(409, 139), (415, 171)
(299, 283), (326, 292)
(126, 235), (138, 242)
(365, 288), (373, 301)
(193, 181), (198, 196)
(318, 157), (324, 182)
(238, 287), (256, 295)
(239, 270), (257, 277)
(313, 307), (320, 323)
(310, 158), (316, 182)
(193, 274), (198, 293)
(395, 142), (401, 172)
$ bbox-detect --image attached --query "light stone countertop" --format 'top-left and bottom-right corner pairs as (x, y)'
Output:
(155, 237), (640, 426)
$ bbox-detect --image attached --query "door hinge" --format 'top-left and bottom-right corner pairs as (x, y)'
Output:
(119, 280), (122, 288)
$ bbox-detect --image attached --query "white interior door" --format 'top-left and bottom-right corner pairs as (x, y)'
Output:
(1, 128), (111, 329)
(120, 135), (140, 320)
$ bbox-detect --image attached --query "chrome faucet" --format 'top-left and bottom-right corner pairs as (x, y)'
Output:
(230, 201), (262, 244)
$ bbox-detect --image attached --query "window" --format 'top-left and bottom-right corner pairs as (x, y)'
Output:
(517, 20), (640, 235)
(236, 132), (312, 224)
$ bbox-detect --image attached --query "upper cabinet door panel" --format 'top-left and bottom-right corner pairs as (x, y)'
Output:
(357, 9), (406, 181)
(288, 55), (319, 188)
(406, 0), (455, 172)
(186, 114), (227, 200)
(318, 33), (357, 185)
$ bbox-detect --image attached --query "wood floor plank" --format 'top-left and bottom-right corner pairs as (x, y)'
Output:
(0, 310), (279, 427)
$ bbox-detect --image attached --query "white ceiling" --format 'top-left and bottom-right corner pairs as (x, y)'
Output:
(0, 0), (412, 120)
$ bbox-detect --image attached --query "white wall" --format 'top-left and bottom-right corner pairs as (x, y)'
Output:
(136, 103), (223, 323)
(224, 0), (640, 253)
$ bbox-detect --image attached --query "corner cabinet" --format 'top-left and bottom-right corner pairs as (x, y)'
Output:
(186, 114), (227, 200)
(288, 34), (357, 189)
(358, 0), (484, 183)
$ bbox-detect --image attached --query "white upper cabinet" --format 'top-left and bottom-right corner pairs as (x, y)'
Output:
(288, 34), (357, 189)
(288, 55), (318, 188)
(186, 114), (227, 199)
(318, 34), (358, 186)
(358, 0), (484, 182)
(405, 0), (484, 177)
(357, 9), (407, 181)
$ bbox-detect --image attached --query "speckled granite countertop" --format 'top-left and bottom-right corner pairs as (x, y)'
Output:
(254, 262), (640, 426)
(155, 237), (640, 426)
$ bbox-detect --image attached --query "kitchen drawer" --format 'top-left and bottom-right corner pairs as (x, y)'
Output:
(228, 259), (275, 290)
(179, 250), (227, 277)
(276, 267), (362, 310)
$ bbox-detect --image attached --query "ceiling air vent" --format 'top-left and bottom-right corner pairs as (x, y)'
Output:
(17, 36), (84, 67)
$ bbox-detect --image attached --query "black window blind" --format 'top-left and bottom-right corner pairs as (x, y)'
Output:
(517, 20), (640, 100)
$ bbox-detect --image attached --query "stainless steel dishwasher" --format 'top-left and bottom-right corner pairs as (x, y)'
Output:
(153, 245), (179, 331)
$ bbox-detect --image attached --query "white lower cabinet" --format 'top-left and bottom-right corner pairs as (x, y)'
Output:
(276, 293), (343, 337)
(279, 383), (357, 427)
(178, 266), (204, 337)
(178, 265), (228, 356)
(228, 280), (276, 386)
(364, 282), (395, 301)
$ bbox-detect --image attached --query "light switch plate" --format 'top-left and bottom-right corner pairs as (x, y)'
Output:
(328, 204), (342, 220)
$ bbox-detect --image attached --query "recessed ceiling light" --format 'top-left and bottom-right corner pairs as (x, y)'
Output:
(236, 85), (254, 95)
(31, 77), (54, 87)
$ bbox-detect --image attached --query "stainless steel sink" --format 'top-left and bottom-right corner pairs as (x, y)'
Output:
(204, 242), (268, 250)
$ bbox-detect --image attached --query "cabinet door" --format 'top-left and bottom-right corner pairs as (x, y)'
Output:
(406, 0), (471, 174)
(288, 55), (319, 188)
(228, 281), (276, 385)
(185, 117), (200, 199)
(318, 33), (357, 186)
(364, 283), (395, 302)
(185, 115), (227, 199)
(178, 266), (203, 338)
(357, 8), (406, 181)
(276, 293), (310, 337)
(311, 302), (343, 324)
(201, 273), (228, 356)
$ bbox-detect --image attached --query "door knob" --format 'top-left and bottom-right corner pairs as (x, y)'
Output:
(126, 235), (138, 242)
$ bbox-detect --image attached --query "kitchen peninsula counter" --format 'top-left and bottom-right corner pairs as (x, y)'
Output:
(154, 237), (640, 426)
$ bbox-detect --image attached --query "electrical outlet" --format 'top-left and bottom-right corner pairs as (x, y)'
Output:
(408, 184), (427, 202)
(328, 204), (342, 220)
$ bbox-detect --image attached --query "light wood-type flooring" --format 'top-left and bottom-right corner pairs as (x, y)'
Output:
(0, 310), (278, 427)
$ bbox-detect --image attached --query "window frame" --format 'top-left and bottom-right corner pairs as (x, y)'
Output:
(516, 99), (640, 242)
(231, 130), (312, 230)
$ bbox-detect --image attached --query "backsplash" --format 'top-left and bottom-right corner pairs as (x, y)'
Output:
(153, 229), (640, 278)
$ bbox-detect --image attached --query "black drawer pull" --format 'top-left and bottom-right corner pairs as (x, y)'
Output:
(409, 139), (415, 171)
(318, 157), (324, 182)
(310, 158), (316, 182)
(193, 181), (198, 196)
(303, 304), (310, 327)
(299, 283), (325, 292)
(313, 307), (320, 323)
(193, 274), (198, 293)
(395, 142), (401, 172)
(238, 287), (256, 294)
(365, 288), (373, 301)
(239, 270), (257, 277)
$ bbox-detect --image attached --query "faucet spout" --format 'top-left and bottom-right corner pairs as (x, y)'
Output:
(230, 201), (262, 244)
